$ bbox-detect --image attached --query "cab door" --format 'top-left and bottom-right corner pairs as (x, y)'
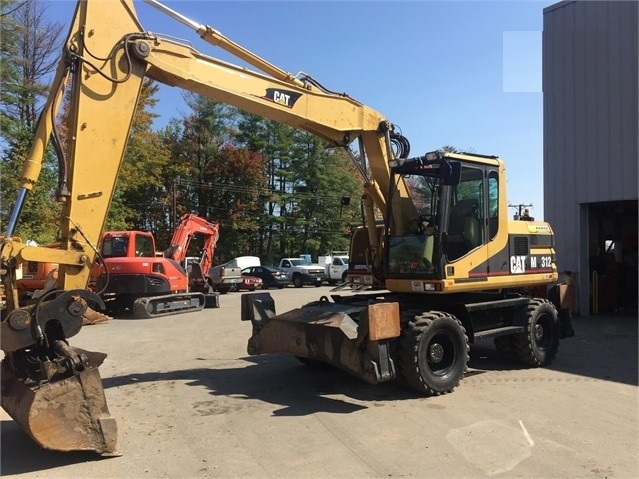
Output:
(444, 164), (488, 279)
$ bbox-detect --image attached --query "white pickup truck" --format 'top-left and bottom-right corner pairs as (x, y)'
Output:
(318, 252), (349, 285)
(277, 257), (326, 287)
(179, 256), (242, 295)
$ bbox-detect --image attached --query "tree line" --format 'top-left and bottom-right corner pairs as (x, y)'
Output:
(0, 0), (363, 266)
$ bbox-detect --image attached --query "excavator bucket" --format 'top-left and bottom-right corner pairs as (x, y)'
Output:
(1, 289), (118, 455)
(1, 347), (118, 455)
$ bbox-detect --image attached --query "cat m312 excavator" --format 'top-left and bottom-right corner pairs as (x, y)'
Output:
(0, 0), (573, 456)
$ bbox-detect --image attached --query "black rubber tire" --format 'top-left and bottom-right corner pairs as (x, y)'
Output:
(293, 275), (304, 288)
(229, 284), (239, 293)
(399, 311), (469, 396)
(512, 298), (560, 367)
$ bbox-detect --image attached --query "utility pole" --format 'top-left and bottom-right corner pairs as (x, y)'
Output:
(173, 177), (178, 229)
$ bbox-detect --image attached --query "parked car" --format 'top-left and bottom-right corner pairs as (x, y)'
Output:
(242, 266), (291, 289)
(230, 273), (262, 292)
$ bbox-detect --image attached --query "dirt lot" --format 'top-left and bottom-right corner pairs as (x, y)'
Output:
(1, 286), (637, 478)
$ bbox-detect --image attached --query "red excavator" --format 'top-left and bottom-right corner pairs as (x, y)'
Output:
(163, 213), (225, 297)
(92, 213), (221, 317)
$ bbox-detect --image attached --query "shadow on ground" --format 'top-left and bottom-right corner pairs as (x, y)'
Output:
(0, 356), (414, 474)
(0, 421), (106, 474)
(468, 312), (638, 386)
(2, 312), (635, 474)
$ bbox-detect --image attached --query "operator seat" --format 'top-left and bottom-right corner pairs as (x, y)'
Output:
(448, 199), (481, 260)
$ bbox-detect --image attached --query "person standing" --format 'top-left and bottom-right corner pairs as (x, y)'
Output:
(520, 208), (533, 221)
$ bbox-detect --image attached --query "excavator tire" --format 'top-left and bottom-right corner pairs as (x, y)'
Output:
(512, 298), (560, 367)
(0, 350), (118, 455)
(399, 311), (469, 396)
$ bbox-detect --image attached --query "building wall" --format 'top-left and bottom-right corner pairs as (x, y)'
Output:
(543, 1), (638, 313)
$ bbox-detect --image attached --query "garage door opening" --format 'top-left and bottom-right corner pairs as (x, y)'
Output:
(588, 200), (638, 314)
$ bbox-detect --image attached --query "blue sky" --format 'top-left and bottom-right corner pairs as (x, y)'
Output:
(47, 0), (554, 218)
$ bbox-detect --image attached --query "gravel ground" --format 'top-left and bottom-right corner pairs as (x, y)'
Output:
(1, 286), (637, 478)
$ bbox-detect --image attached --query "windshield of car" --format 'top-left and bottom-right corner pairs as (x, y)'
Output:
(290, 259), (306, 266)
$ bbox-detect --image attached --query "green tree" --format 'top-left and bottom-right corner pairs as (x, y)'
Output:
(0, 0), (64, 241)
(0, 0), (62, 138)
(235, 113), (300, 263)
(114, 80), (172, 233)
(1, 0), (20, 136)
(235, 111), (361, 262)
(286, 131), (361, 259)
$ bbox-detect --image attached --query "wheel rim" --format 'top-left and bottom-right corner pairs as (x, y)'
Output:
(425, 332), (456, 378)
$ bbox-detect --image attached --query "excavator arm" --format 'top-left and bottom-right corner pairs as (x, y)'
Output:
(164, 214), (220, 266)
(0, 0), (418, 455)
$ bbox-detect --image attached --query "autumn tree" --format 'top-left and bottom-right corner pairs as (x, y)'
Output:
(161, 96), (268, 261)
(199, 144), (267, 259)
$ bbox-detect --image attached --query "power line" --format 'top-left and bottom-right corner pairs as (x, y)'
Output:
(176, 178), (354, 202)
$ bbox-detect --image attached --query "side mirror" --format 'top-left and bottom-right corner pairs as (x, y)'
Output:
(442, 160), (461, 186)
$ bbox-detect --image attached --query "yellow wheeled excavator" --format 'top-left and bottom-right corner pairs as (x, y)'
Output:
(0, 0), (573, 455)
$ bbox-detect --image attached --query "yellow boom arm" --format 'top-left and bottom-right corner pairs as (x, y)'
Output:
(2, 0), (417, 298)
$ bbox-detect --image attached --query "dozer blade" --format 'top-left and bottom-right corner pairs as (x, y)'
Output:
(1, 350), (118, 455)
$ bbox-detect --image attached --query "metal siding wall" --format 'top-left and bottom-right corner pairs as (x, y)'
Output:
(619, 3), (639, 198)
(543, 0), (638, 277)
(543, 2), (579, 274)
(591, 2), (609, 202)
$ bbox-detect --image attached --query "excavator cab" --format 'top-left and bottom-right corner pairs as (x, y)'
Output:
(384, 150), (510, 291)
(385, 151), (462, 279)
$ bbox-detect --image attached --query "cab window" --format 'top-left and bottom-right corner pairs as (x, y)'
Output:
(488, 171), (499, 240)
(135, 235), (154, 257)
(447, 166), (484, 260)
